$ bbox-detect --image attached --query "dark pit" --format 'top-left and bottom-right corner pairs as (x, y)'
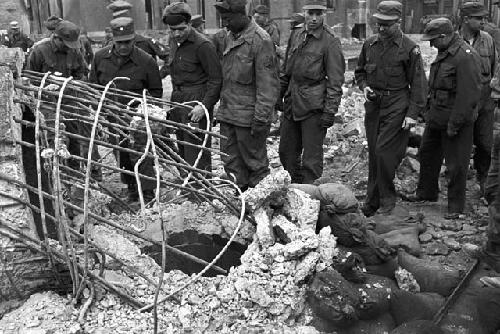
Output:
(142, 230), (247, 277)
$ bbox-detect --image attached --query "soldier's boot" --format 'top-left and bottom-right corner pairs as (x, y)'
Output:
(464, 242), (500, 273)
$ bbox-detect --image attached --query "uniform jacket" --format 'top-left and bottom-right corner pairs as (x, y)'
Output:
(460, 29), (497, 85)
(280, 25), (345, 120)
(484, 22), (500, 54)
(2, 29), (33, 51)
(354, 30), (427, 119)
(28, 37), (87, 80)
(168, 28), (222, 110)
(217, 19), (279, 127)
(262, 20), (280, 46)
(134, 34), (169, 62)
(427, 33), (482, 132)
(89, 45), (162, 102)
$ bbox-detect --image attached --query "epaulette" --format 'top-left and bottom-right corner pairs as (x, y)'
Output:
(323, 25), (337, 38)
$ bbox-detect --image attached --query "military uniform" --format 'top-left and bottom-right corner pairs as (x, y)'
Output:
(134, 34), (169, 62)
(355, 1), (427, 213)
(280, 20), (345, 184)
(214, 1), (279, 189)
(417, 21), (482, 215)
(484, 22), (500, 53)
(163, 2), (222, 172)
(459, 2), (498, 193)
(2, 28), (34, 52)
(89, 17), (163, 198)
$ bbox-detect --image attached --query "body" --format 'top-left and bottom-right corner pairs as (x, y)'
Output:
(2, 22), (34, 52)
(279, 0), (345, 184)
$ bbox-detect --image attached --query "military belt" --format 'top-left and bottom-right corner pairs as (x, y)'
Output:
(172, 83), (206, 92)
(373, 88), (408, 96)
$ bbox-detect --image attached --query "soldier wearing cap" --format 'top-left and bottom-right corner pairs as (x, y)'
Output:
(28, 20), (98, 188)
(107, 0), (168, 63)
(485, 0), (500, 53)
(279, 0), (345, 184)
(2, 21), (34, 52)
(214, 0), (279, 191)
(253, 4), (280, 47)
(411, 18), (481, 218)
(191, 15), (206, 34)
(355, 0), (427, 216)
(162, 2), (222, 173)
(33, 16), (63, 47)
(90, 17), (163, 202)
(289, 13), (305, 30)
(458, 2), (497, 197)
(102, 27), (113, 48)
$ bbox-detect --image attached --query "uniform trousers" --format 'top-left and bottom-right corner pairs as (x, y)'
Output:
(364, 90), (409, 211)
(279, 112), (327, 184)
(473, 85), (495, 185)
(416, 124), (474, 214)
(220, 122), (270, 190)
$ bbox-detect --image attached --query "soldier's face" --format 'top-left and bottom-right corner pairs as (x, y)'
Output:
(169, 22), (191, 44)
(376, 19), (399, 38)
(220, 12), (247, 34)
(253, 13), (267, 27)
(53, 36), (68, 51)
(114, 39), (135, 56)
(429, 34), (452, 51)
(304, 9), (325, 31)
(465, 16), (485, 33)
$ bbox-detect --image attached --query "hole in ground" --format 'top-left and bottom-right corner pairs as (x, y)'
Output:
(142, 230), (248, 277)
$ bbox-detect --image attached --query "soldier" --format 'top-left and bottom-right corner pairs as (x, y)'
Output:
(412, 18), (481, 219)
(2, 21), (34, 52)
(90, 17), (163, 202)
(163, 2), (222, 172)
(355, 1), (427, 216)
(253, 4), (280, 47)
(279, 0), (345, 184)
(288, 13), (305, 31)
(464, 59), (500, 273)
(79, 29), (94, 65)
(102, 27), (113, 48)
(191, 14), (206, 34)
(214, 0), (279, 191)
(459, 2), (497, 197)
(107, 0), (168, 63)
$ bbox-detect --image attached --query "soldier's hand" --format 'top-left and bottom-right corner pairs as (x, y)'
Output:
(363, 86), (374, 101)
(188, 105), (206, 123)
(320, 113), (336, 128)
(251, 119), (270, 137)
(402, 117), (417, 130)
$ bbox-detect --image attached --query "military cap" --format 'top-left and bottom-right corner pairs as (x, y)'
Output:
(303, 0), (327, 10)
(373, 1), (402, 21)
(254, 4), (270, 14)
(421, 17), (454, 41)
(45, 15), (62, 31)
(163, 2), (192, 25)
(288, 13), (305, 25)
(110, 17), (135, 41)
(9, 21), (19, 30)
(107, 0), (132, 12)
(461, 2), (489, 17)
(191, 14), (205, 28)
(214, 0), (247, 15)
(54, 20), (80, 49)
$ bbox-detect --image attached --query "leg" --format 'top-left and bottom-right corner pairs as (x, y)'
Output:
(364, 100), (381, 210)
(301, 113), (327, 184)
(443, 124), (474, 214)
(220, 122), (249, 189)
(416, 126), (443, 200)
(375, 93), (410, 210)
(235, 126), (270, 188)
(486, 107), (500, 204)
(279, 116), (303, 183)
(473, 93), (495, 192)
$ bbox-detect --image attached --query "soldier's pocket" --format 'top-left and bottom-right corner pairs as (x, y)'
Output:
(179, 59), (198, 72)
(299, 52), (323, 81)
(298, 84), (325, 110)
(434, 63), (456, 90)
(234, 54), (254, 85)
(435, 90), (450, 106)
